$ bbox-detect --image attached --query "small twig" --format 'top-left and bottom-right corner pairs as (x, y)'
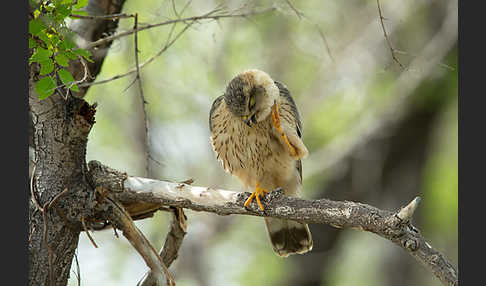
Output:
(72, 56), (89, 88)
(80, 21), (194, 88)
(171, 0), (181, 19)
(48, 188), (69, 209)
(285, 0), (304, 19)
(80, 6), (275, 88)
(28, 225), (35, 245)
(148, 154), (164, 168)
(56, 56), (90, 100)
(376, 0), (405, 69)
(394, 49), (455, 71)
(181, 0), (193, 13)
(73, 251), (81, 286)
(279, 2), (335, 64)
(138, 207), (187, 286)
(132, 13), (151, 178)
(70, 13), (134, 20)
(106, 197), (175, 286)
(113, 224), (119, 238)
(315, 24), (335, 63)
(81, 217), (99, 248)
(179, 0), (193, 22)
(84, 7), (275, 50)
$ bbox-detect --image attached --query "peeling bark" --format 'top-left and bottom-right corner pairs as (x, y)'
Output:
(88, 160), (458, 286)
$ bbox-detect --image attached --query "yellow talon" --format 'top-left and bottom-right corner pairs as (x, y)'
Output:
(244, 181), (269, 210)
(271, 101), (297, 157)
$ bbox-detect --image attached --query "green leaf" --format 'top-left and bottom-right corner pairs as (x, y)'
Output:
(55, 53), (70, 67)
(29, 48), (53, 63)
(58, 68), (75, 84)
(73, 48), (94, 62)
(54, 4), (72, 21)
(35, 76), (56, 100)
(59, 37), (76, 50)
(29, 19), (46, 36)
(50, 35), (60, 46)
(70, 84), (80, 92)
(38, 30), (51, 46)
(29, 38), (37, 49)
(64, 50), (78, 60)
(74, 0), (88, 9)
(58, 68), (79, 91)
(39, 59), (55, 75)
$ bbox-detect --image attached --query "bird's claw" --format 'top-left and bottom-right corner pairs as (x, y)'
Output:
(244, 182), (270, 211)
(271, 101), (297, 157)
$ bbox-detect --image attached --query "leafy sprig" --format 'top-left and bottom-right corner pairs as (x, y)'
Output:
(29, 0), (93, 100)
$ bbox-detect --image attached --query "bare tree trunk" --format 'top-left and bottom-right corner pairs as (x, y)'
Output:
(28, 1), (126, 285)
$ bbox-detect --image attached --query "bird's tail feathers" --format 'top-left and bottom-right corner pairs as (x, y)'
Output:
(264, 217), (313, 257)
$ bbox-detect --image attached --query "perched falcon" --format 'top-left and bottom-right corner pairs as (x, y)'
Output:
(209, 69), (313, 257)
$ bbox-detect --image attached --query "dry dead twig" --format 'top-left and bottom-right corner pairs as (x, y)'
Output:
(132, 12), (152, 178)
(79, 6), (276, 88)
(81, 216), (99, 248)
(376, 0), (405, 69)
(106, 196), (175, 286)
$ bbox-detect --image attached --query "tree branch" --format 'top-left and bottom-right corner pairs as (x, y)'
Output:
(103, 192), (175, 286)
(78, 6), (275, 88)
(83, 6), (276, 50)
(137, 207), (187, 286)
(376, 0), (405, 68)
(88, 160), (458, 286)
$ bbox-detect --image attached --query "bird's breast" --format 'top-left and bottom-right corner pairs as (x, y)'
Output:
(210, 111), (281, 179)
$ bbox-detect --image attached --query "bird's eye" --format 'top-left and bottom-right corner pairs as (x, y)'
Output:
(249, 95), (256, 110)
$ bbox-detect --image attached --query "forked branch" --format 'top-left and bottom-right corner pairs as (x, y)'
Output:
(88, 160), (458, 286)
(101, 191), (175, 286)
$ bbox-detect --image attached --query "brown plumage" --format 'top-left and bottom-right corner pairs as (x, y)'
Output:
(209, 69), (312, 257)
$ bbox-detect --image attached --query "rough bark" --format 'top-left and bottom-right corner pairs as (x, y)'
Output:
(28, 1), (126, 285)
(88, 161), (458, 286)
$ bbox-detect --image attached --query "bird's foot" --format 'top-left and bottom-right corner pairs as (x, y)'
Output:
(271, 101), (297, 157)
(244, 181), (270, 211)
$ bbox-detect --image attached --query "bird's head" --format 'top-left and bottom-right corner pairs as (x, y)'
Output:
(224, 69), (280, 126)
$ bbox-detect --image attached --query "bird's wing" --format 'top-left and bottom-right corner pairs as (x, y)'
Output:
(209, 95), (224, 133)
(273, 81), (308, 180)
(274, 81), (303, 137)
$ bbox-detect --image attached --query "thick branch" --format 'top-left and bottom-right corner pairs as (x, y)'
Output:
(137, 208), (187, 286)
(88, 160), (458, 286)
(103, 195), (174, 286)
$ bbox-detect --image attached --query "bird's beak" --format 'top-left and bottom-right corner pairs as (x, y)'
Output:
(242, 115), (252, 126)
(242, 114), (257, 126)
